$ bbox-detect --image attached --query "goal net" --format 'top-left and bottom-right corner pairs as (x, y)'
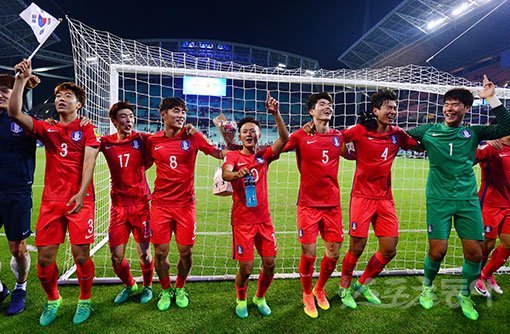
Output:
(60, 18), (510, 283)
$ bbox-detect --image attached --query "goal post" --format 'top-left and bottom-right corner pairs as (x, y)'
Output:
(59, 17), (510, 284)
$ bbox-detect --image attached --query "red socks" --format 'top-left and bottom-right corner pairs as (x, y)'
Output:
(315, 255), (338, 291)
(159, 275), (171, 290)
(483, 245), (510, 277)
(140, 259), (154, 287)
(256, 269), (274, 298)
(113, 258), (135, 287)
(358, 251), (390, 285)
(341, 250), (359, 288)
(236, 283), (248, 300)
(37, 262), (60, 301)
(76, 258), (95, 300)
(299, 254), (316, 294)
(175, 274), (187, 289)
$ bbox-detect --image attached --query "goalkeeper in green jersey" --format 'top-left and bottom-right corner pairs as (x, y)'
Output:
(407, 75), (510, 321)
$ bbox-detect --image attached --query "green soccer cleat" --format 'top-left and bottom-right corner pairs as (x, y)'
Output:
(140, 286), (153, 304)
(338, 287), (357, 309)
(252, 296), (271, 316)
(236, 299), (248, 319)
(73, 299), (93, 325)
(175, 287), (189, 308)
(114, 282), (139, 304)
(39, 296), (63, 327)
(353, 281), (381, 305)
(419, 285), (434, 310)
(457, 294), (479, 321)
(157, 288), (174, 311)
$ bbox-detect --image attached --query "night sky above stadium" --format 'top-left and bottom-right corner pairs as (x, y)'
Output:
(38, 0), (403, 69)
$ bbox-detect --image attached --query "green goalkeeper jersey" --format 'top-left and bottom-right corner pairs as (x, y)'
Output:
(407, 105), (510, 200)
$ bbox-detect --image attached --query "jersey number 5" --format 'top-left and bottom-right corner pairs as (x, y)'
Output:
(322, 150), (329, 164)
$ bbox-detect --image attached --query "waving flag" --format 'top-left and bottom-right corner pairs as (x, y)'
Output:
(19, 2), (60, 44)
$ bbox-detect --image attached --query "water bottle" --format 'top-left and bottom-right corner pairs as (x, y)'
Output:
(244, 174), (258, 208)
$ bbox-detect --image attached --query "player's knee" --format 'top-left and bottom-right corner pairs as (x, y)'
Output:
(239, 264), (253, 278)
(111, 254), (123, 267)
(139, 251), (152, 264)
(429, 248), (446, 262)
(262, 259), (275, 272)
(73, 254), (90, 266)
(381, 248), (396, 260)
(179, 247), (193, 259)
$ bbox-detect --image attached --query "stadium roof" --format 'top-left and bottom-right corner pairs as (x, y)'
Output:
(138, 38), (320, 70)
(0, 0), (72, 78)
(337, 0), (510, 71)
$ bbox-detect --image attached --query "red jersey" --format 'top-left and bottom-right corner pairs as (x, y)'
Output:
(477, 144), (510, 208)
(342, 124), (417, 199)
(284, 128), (344, 207)
(223, 147), (276, 225)
(31, 117), (101, 202)
(101, 131), (151, 206)
(147, 130), (217, 205)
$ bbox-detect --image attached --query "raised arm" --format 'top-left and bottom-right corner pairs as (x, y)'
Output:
(67, 146), (100, 214)
(266, 91), (289, 156)
(8, 59), (34, 132)
(477, 75), (510, 140)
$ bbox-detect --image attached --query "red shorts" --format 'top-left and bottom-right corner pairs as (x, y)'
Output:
(109, 201), (151, 247)
(35, 201), (95, 246)
(297, 206), (344, 244)
(232, 218), (277, 262)
(349, 197), (399, 238)
(482, 206), (510, 239)
(150, 203), (196, 246)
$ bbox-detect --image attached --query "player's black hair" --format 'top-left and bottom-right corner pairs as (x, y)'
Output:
(54, 82), (86, 107)
(109, 101), (135, 121)
(237, 117), (260, 132)
(307, 92), (332, 111)
(444, 88), (474, 107)
(0, 74), (15, 89)
(159, 97), (187, 113)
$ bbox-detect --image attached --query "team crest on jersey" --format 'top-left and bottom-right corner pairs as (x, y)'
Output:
(391, 135), (397, 145)
(237, 245), (244, 255)
(132, 139), (141, 150)
(351, 222), (357, 231)
(255, 157), (265, 164)
(485, 225), (492, 234)
(10, 122), (23, 134)
(460, 128), (472, 139)
(333, 136), (340, 147)
(181, 140), (190, 151)
(71, 130), (83, 142)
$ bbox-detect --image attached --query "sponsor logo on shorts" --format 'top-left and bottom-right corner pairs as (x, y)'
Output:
(256, 157), (265, 164)
(181, 140), (190, 151)
(71, 130), (83, 142)
(460, 128), (472, 139)
(333, 136), (340, 147)
(132, 139), (141, 150)
(428, 224), (433, 233)
(485, 225), (492, 234)
(237, 245), (244, 255)
(351, 222), (357, 231)
(391, 135), (397, 145)
(298, 228), (304, 238)
(10, 122), (23, 134)
(85, 234), (93, 239)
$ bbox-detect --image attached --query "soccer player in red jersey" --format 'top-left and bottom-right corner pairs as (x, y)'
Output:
(339, 89), (418, 309)
(147, 97), (225, 311)
(222, 92), (288, 319)
(473, 135), (510, 297)
(283, 92), (346, 318)
(9, 59), (100, 326)
(100, 102), (154, 305)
